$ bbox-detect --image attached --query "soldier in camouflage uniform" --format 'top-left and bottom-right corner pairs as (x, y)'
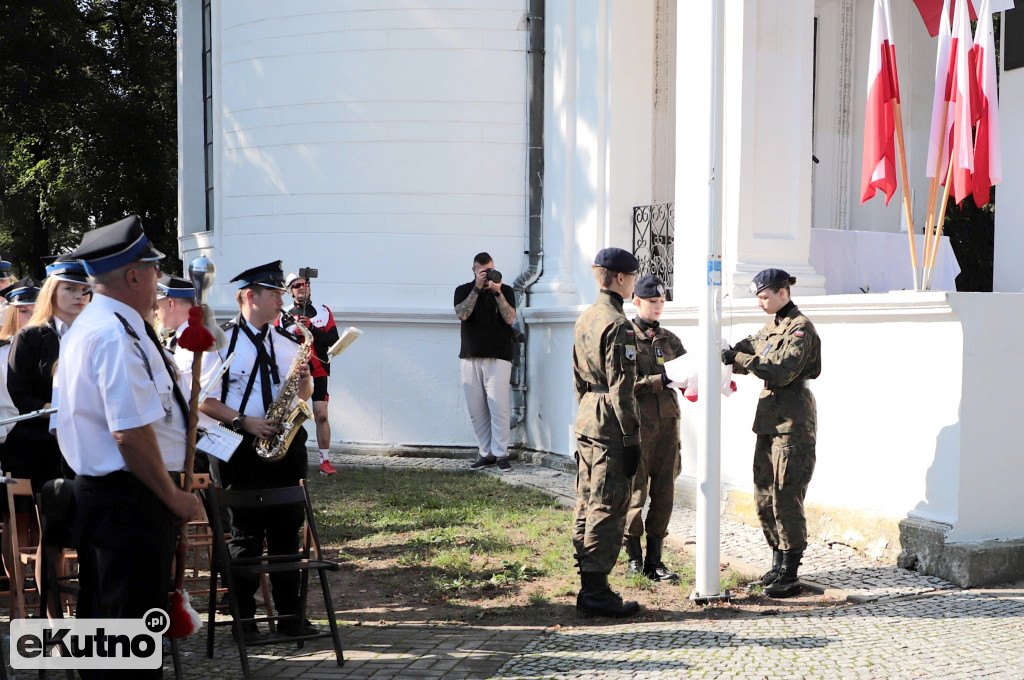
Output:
(623, 275), (687, 582)
(722, 268), (821, 598)
(572, 247), (642, 618)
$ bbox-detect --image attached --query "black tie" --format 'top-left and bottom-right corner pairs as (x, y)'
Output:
(142, 321), (190, 422)
(256, 326), (273, 411)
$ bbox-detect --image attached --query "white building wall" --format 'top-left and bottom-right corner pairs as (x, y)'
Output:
(178, 1), (531, 448)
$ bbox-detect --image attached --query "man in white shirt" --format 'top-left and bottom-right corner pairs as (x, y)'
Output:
(56, 215), (200, 679)
(199, 260), (314, 641)
(155, 274), (196, 354)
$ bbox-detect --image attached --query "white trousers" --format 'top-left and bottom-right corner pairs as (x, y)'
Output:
(460, 358), (512, 459)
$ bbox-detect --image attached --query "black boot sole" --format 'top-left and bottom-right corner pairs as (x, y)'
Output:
(576, 602), (641, 618)
(764, 581), (802, 598)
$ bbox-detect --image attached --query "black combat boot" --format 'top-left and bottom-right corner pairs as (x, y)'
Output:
(748, 548), (783, 590)
(764, 550), (803, 598)
(576, 572), (641, 618)
(624, 536), (643, 576)
(642, 536), (680, 583)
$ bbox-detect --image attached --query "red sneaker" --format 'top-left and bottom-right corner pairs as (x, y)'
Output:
(319, 459), (338, 476)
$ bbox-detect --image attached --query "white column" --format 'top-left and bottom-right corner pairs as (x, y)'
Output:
(994, 36), (1024, 291)
(724, 0), (825, 298)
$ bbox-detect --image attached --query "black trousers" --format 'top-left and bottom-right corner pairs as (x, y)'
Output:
(74, 471), (177, 680)
(225, 489), (304, 618)
(210, 430), (308, 620)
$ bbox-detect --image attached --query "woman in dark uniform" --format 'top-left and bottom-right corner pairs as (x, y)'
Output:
(5, 258), (91, 490)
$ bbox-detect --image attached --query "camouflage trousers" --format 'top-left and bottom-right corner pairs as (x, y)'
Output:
(573, 435), (633, 574)
(625, 417), (681, 539)
(753, 431), (816, 552)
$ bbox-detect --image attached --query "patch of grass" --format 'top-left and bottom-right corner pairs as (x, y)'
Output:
(527, 591), (549, 607)
(308, 469), (572, 601)
(720, 568), (745, 592)
(625, 573), (657, 590)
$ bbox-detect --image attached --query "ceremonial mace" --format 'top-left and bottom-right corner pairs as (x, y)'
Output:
(167, 255), (220, 638)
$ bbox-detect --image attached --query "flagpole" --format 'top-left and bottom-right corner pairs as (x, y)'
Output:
(923, 105), (950, 290)
(692, 0), (728, 604)
(891, 100), (920, 290)
(928, 151), (957, 288)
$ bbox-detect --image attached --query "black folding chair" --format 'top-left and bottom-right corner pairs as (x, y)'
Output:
(202, 481), (344, 679)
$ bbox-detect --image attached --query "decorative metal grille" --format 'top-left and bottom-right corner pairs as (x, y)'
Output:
(632, 202), (674, 300)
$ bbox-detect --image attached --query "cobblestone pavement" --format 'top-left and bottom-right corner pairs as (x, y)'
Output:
(160, 621), (541, 679)
(493, 588), (1024, 680)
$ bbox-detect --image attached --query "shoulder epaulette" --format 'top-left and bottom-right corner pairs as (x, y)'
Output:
(272, 325), (302, 344)
(220, 318), (237, 332)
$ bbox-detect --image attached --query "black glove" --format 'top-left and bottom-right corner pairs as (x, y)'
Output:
(623, 444), (641, 477)
(721, 348), (738, 365)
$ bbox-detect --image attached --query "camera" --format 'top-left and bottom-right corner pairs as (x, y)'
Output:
(485, 268), (502, 283)
(298, 267), (318, 279)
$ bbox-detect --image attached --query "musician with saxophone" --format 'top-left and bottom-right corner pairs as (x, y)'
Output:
(198, 260), (314, 642)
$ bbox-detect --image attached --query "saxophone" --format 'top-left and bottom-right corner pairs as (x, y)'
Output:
(255, 313), (315, 462)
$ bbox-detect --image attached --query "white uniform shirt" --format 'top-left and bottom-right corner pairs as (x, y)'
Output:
(200, 317), (302, 418)
(170, 320), (192, 374)
(56, 293), (187, 475)
(0, 343), (16, 443)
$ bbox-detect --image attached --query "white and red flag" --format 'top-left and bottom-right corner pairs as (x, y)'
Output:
(971, 0), (1002, 206)
(949, 0), (979, 205)
(926, 0), (954, 183)
(861, 0), (900, 205)
(913, 0), (1014, 37)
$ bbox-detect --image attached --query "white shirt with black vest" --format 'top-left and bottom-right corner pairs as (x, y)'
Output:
(55, 293), (187, 475)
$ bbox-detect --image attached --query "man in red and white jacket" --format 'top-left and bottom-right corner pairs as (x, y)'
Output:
(281, 270), (340, 475)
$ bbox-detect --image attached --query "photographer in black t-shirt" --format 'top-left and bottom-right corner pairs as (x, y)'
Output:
(454, 252), (517, 472)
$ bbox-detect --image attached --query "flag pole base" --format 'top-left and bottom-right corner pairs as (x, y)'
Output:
(690, 589), (734, 605)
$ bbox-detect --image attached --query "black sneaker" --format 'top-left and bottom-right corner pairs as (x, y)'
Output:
(277, 618), (320, 638)
(470, 455), (497, 470)
(234, 621), (260, 644)
(496, 457), (512, 472)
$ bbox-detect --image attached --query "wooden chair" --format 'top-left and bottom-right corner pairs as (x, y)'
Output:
(202, 481), (344, 679)
(4, 477), (40, 619)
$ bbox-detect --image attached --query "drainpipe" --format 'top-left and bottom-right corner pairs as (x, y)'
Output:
(510, 0), (544, 435)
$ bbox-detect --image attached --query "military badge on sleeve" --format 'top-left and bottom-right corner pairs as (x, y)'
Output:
(625, 345), (636, 361)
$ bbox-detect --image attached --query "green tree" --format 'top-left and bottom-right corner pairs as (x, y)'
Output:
(0, 0), (179, 279)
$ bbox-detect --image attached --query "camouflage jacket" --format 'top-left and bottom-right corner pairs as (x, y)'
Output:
(631, 318), (686, 421)
(573, 291), (640, 447)
(732, 303), (821, 435)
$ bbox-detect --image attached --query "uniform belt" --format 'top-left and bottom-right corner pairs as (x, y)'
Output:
(766, 380), (806, 390)
(78, 470), (184, 485)
(587, 383), (609, 394)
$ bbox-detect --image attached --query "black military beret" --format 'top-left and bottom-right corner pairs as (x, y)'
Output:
(72, 215), (165, 275)
(749, 268), (796, 295)
(157, 274), (197, 300)
(230, 260), (287, 291)
(593, 247), (639, 274)
(633, 274), (667, 299)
